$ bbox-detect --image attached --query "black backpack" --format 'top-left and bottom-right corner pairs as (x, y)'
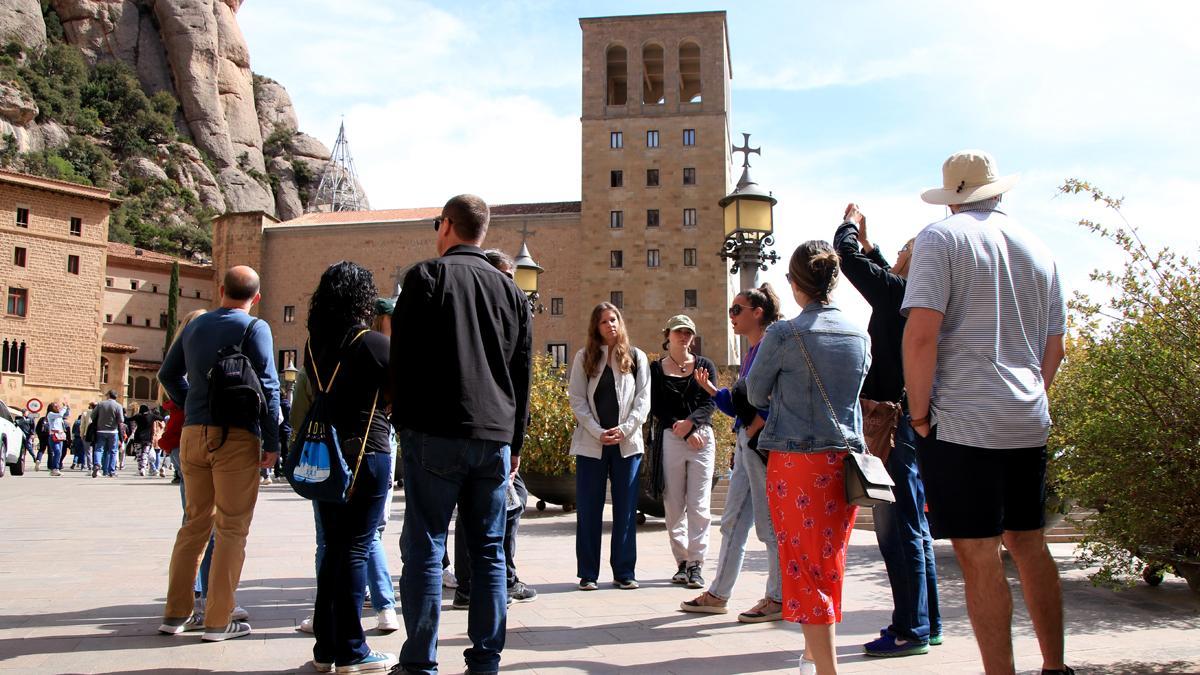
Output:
(206, 318), (267, 450)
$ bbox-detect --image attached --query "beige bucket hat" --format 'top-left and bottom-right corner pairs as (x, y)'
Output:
(921, 149), (1019, 205)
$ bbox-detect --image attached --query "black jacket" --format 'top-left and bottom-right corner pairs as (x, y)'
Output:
(834, 221), (906, 403)
(390, 245), (533, 454)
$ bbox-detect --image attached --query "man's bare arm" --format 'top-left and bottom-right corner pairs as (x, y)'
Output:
(902, 307), (944, 437)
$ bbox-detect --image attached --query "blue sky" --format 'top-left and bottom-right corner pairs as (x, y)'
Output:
(240, 0), (1199, 321)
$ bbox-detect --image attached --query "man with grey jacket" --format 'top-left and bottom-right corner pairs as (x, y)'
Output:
(92, 391), (125, 478)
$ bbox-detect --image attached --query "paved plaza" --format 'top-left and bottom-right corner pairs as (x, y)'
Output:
(0, 469), (1197, 674)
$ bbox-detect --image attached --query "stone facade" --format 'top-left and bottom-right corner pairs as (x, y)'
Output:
(0, 169), (115, 414)
(102, 243), (213, 408)
(212, 11), (740, 369)
(579, 11), (736, 363)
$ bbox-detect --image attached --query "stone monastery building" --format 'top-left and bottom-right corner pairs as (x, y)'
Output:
(215, 11), (741, 368)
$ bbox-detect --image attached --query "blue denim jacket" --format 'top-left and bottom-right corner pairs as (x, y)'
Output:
(746, 302), (871, 454)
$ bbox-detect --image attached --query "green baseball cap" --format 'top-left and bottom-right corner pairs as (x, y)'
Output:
(664, 314), (696, 333)
(374, 297), (397, 316)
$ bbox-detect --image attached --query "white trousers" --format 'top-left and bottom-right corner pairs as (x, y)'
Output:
(662, 428), (715, 564)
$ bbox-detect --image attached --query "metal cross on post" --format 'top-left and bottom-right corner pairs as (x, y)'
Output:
(518, 220), (537, 243)
(732, 132), (761, 169)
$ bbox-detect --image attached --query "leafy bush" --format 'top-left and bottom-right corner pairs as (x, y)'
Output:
(520, 353), (576, 477)
(82, 62), (177, 156)
(1050, 180), (1200, 588)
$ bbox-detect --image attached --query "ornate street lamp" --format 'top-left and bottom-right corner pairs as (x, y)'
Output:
(718, 133), (779, 287)
(281, 362), (299, 394)
(513, 239), (545, 314)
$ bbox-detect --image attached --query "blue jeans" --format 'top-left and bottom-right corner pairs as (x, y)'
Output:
(313, 501), (397, 610)
(574, 447), (640, 582)
(95, 433), (119, 476)
(873, 415), (941, 641)
(709, 429), (782, 602)
(455, 472), (528, 592)
(47, 439), (63, 470)
(398, 429), (509, 675)
(313, 452), (391, 666)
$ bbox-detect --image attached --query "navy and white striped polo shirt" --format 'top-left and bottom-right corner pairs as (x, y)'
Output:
(901, 208), (1066, 449)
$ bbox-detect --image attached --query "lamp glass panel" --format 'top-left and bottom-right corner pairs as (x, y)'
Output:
(739, 199), (773, 234)
(723, 200), (739, 236)
(514, 266), (538, 294)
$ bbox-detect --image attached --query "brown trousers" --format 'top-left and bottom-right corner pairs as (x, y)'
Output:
(163, 425), (262, 627)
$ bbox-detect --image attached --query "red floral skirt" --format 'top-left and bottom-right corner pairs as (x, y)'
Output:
(766, 450), (858, 625)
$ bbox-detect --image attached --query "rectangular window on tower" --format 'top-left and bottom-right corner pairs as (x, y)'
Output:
(610, 291), (623, 309)
(609, 211), (623, 229)
(646, 209), (660, 228)
(646, 169), (659, 187)
(6, 288), (27, 317)
(13, 247), (25, 267)
(278, 349), (298, 370)
(610, 250), (623, 269)
(160, 313), (168, 328)
(646, 130), (660, 148)
(683, 208), (697, 227)
(610, 131), (623, 149)
(70, 217), (82, 236)
(67, 255), (80, 274)
(548, 343), (568, 368)
(684, 248), (698, 267)
(683, 167), (696, 185)
(550, 297), (564, 316)
(683, 129), (696, 146)
(647, 249), (661, 268)
(610, 170), (623, 188)
(684, 289), (698, 308)
(15, 207), (29, 228)
(283, 305), (296, 323)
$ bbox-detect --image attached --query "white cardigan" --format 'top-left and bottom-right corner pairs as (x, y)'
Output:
(567, 345), (650, 459)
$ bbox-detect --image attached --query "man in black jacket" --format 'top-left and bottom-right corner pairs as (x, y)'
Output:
(835, 204), (942, 658)
(391, 194), (532, 675)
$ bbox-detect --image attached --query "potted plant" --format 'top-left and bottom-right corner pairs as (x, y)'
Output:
(519, 353), (577, 511)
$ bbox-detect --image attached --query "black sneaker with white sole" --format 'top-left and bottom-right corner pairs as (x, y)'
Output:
(685, 563), (704, 589)
(671, 561), (688, 584)
(508, 581), (538, 603)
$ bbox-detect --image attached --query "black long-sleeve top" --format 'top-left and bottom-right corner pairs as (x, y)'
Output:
(390, 245), (533, 454)
(649, 356), (717, 432)
(834, 221), (907, 403)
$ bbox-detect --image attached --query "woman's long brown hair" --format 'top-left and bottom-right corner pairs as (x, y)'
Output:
(584, 302), (633, 378)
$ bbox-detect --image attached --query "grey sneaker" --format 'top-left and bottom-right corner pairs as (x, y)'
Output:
(671, 561), (688, 584)
(613, 578), (639, 590)
(578, 579), (598, 591)
(685, 563), (704, 589)
(201, 620), (251, 642)
(509, 581), (538, 603)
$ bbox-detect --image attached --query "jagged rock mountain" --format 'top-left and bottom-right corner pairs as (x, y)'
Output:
(0, 0), (350, 228)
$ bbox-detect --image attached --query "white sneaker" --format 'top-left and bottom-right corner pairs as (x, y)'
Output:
(442, 568), (458, 589)
(298, 615), (314, 633)
(376, 608), (399, 632)
(799, 657), (817, 675)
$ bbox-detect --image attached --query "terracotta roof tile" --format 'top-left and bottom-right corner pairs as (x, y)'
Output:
(0, 168), (122, 204)
(277, 201), (581, 227)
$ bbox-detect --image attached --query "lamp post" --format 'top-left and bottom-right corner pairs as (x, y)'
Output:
(281, 362), (299, 398)
(514, 239), (545, 314)
(718, 133), (780, 355)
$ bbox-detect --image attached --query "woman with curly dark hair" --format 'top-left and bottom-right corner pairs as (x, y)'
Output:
(301, 261), (397, 673)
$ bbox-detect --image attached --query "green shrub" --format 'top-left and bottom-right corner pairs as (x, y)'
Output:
(1050, 180), (1200, 588)
(520, 353), (576, 477)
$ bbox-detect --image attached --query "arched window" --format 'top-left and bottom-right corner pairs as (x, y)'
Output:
(1, 339), (25, 374)
(679, 41), (701, 103)
(134, 376), (151, 400)
(642, 43), (664, 104)
(99, 357), (109, 384)
(606, 45), (627, 105)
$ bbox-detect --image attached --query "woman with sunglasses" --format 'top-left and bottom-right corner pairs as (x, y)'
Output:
(649, 314), (718, 589)
(747, 241), (871, 675)
(680, 284), (785, 622)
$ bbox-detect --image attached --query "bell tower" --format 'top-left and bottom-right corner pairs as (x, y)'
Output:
(578, 12), (735, 363)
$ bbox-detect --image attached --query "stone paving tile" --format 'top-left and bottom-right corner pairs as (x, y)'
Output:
(1, 469), (1198, 674)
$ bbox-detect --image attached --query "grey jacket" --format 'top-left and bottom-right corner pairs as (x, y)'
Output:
(93, 399), (125, 433)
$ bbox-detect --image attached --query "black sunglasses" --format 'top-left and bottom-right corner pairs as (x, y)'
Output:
(728, 303), (751, 318)
(432, 216), (443, 232)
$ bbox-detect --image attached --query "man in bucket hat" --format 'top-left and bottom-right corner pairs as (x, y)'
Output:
(901, 151), (1072, 675)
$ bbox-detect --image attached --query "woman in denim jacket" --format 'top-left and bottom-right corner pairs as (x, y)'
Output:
(747, 240), (871, 675)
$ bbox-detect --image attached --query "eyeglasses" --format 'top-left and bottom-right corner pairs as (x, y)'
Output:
(432, 216), (445, 232)
(728, 303), (751, 318)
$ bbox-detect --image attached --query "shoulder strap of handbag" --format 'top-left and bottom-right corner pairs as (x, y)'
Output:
(788, 324), (855, 453)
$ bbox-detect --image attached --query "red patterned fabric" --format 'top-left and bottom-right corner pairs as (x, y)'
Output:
(767, 450), (858, 624)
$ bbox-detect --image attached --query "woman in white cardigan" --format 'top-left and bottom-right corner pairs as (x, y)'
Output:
(568, 302), (651, 591)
